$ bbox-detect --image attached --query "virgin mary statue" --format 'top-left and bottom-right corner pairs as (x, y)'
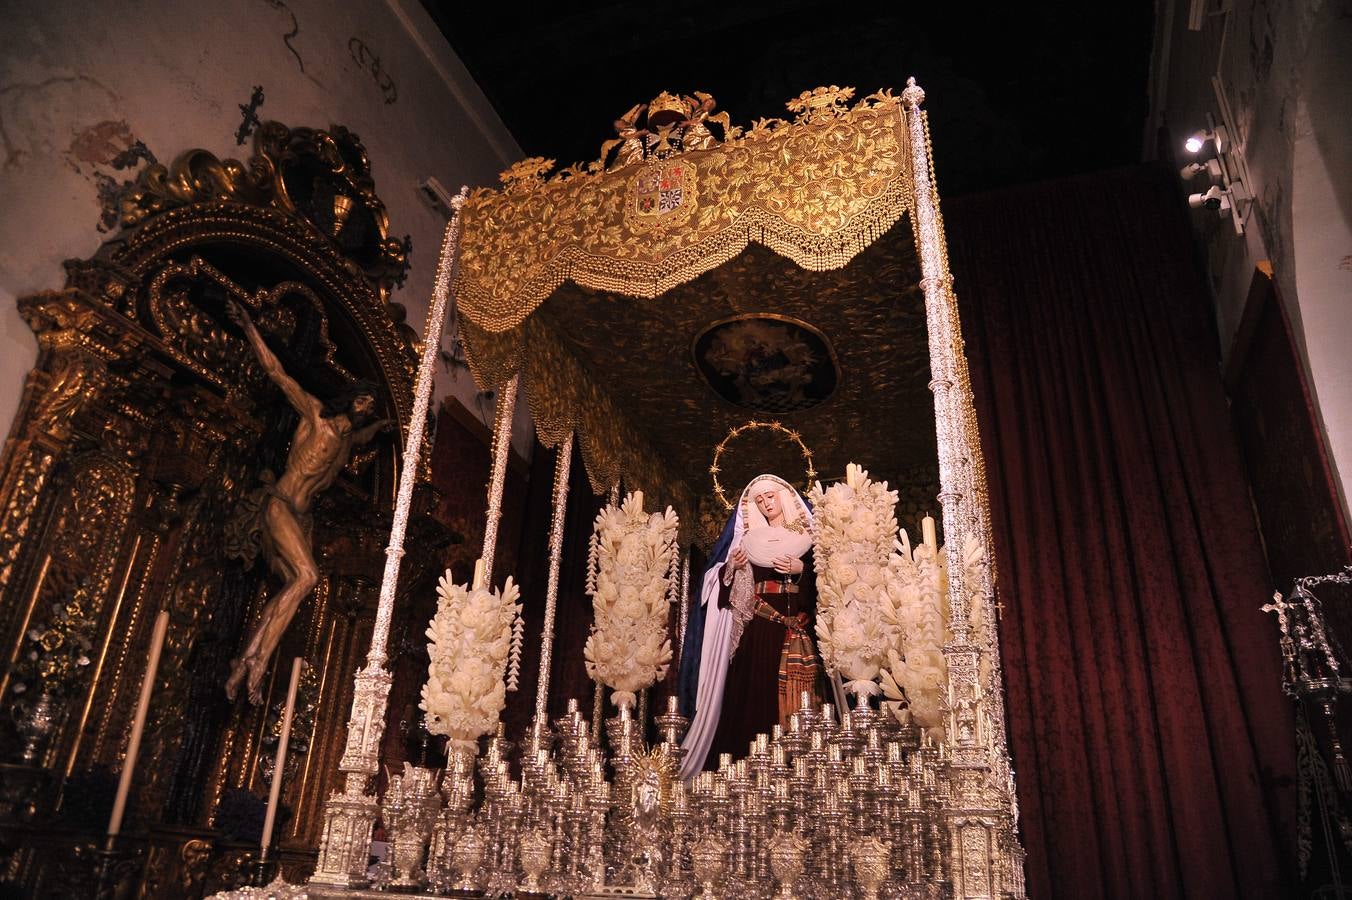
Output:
(678, 474), (824, 778)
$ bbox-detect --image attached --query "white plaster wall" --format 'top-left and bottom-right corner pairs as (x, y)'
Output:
(1291, 92), (1352, 519)
(1147, 0), (1352, 517)
(0, 0), (534, 455)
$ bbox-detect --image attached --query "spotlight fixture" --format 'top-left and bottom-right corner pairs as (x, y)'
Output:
(1178, 87), (1256, 235)
(1179, 159), (1223, 181)
(1188, 185), (1226, 210)
(417, 176), (456, 219)
(1186, 179), (1252, 234)
(1183, 125), (1227, 156)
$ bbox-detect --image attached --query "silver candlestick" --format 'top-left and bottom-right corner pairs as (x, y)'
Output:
(768, 829), (808, 900)
(380, 763), (442, 890)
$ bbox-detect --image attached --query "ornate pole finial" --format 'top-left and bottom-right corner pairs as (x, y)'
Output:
(450, 184), (469, 212)
(901, 77), (926, 109)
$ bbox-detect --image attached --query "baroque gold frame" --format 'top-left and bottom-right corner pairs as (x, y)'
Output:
(0, 121), (445, 897)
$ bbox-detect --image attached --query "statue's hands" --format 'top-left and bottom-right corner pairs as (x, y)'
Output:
(772, 555), (803, 575)
(225, 299), (253, 331)
(354, 418), (396, 444)
(729, 545), (750, 569)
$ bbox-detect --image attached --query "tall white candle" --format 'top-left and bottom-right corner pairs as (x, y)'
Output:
(107, 608), (169, 837)
(922, 513), (938, 552)
(472, 557), (486, 591)
(261, 657), (304, 855)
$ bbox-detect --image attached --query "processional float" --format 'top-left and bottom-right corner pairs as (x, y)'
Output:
(241, 79), (1027, 899)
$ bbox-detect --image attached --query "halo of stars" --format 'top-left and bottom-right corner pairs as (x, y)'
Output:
(710, 420), (817, 511)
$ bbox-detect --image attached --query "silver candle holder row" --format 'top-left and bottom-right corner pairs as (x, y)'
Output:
(372, 692), (988, 898)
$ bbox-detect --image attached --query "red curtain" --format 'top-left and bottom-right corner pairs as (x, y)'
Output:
(946, 166), (1297, 898)
(503, 439), (604, 747)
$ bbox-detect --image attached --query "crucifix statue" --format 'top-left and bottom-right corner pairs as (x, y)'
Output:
(224, 299), (391, 703)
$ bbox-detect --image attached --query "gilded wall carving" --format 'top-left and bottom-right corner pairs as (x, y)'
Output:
(0, 120), (441, 897)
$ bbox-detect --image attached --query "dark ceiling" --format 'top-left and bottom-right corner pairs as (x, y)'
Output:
(425, 1), (1154, 196)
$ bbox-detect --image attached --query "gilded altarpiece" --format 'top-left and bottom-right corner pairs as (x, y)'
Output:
(0, 123), (452, 897)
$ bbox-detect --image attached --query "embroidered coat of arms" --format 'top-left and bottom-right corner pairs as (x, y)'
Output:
(627, 159), (697, 229)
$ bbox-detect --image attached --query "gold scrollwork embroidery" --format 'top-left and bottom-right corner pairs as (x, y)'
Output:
(454, 87), (909, 334)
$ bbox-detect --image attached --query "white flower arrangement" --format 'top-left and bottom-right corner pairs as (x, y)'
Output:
(810, 462), (960, 740)
(420, 566), (523, 753)
(879, 528), (951, 741)
(583, 491), (678, 710)
(808, 464), (903, 698)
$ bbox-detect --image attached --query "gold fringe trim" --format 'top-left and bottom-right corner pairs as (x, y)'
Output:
(454, 102), (914, 334)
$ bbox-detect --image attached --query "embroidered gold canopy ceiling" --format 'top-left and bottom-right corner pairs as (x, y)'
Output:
(451, 86), (934, 538)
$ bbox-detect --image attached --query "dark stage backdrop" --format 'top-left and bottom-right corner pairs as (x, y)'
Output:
(504, 440), (606, 750)
(946, 165), (1297, 899)
(502, 443), (696, 751)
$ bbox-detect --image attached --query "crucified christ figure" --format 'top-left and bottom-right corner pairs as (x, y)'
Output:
(224, 299), (391, 704)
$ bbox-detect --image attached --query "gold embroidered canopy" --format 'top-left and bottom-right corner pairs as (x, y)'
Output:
(451, 86), (934, 538)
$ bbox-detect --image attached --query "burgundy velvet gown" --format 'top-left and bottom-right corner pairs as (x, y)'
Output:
(705, 553), (817, 767)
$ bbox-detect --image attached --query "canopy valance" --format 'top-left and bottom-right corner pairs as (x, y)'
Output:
(453, 87), (914, 335)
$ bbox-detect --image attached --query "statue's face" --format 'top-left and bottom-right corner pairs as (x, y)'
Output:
(753, 488), (782, 520)
(351, 394), (376, 417)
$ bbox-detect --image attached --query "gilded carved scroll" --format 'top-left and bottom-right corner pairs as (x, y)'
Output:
(0, 121), (443, 898)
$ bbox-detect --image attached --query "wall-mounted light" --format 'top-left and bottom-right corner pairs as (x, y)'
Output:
(1179, 111), (1250, 234)
(1187, 179), (1251, 233)
(1188, 185), (1226, 210)
(1180, 159), (1223, 180)
(1183, 124), (1228, 155)
(417, 176), (456, 220)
